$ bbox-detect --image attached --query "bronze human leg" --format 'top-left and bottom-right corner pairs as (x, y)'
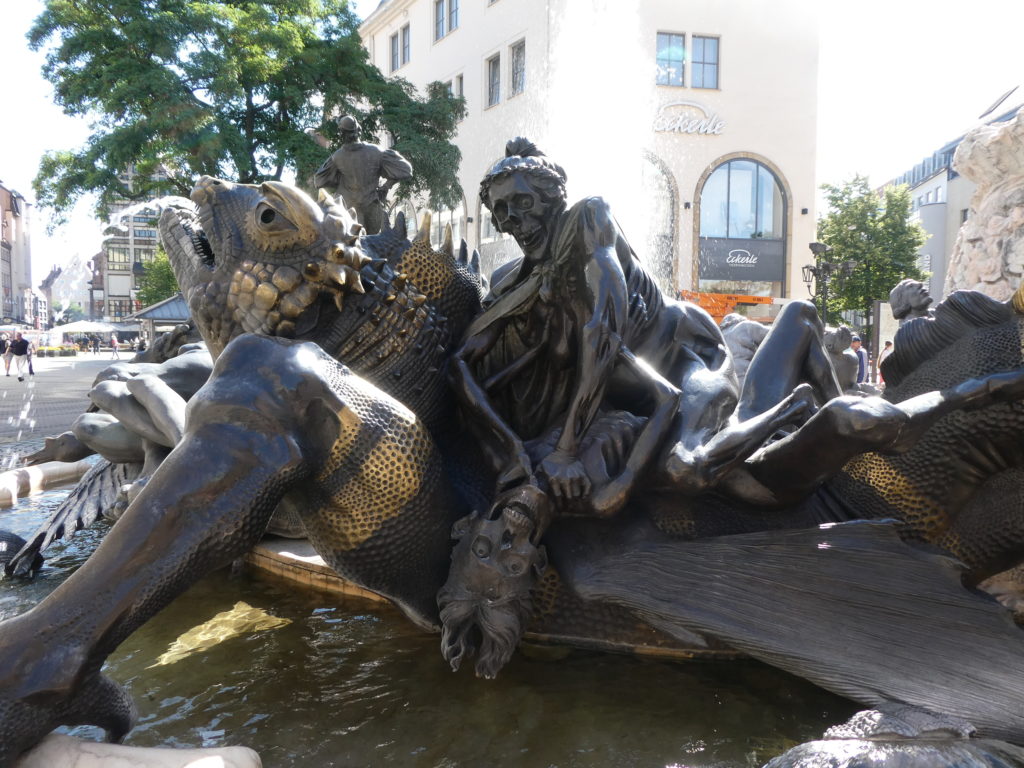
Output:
(738, 299), (841, 420)
(0, 336), (334, 766)
(745, 370), (1024, 504)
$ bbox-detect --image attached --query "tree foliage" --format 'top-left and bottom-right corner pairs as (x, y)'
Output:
(52, 302), (85, 324)
(29, 0), (466, 222)
(137, 248), (180, 307)
(817, 176), (927, 335)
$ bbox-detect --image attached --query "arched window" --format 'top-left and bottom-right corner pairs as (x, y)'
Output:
(698, 159), (787, 297)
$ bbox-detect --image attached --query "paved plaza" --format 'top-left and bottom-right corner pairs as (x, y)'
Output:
(0, 353), (117, 458)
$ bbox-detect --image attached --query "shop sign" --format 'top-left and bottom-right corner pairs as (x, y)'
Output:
(653, 101), (725, 136)
(699, 238), (784, 282)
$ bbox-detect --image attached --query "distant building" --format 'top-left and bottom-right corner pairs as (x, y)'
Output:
(358, 0), (820, 311)
(885, 103), (1021, 301)
(100, 166), (167, 321)
(40, 256), (93, 326)
(0, 180), (33, 325)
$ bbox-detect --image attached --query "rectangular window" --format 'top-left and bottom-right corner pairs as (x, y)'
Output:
(108, 299), (131, 318)
(435, 0), (445, 40)
(401, 24), (410, 65)
(390, 33), (399, 71)
(691, 35), (719, 89)
(487, 54), (500, 107)
(107, 246), (131, 266)
(449, 0), (459, 31)
(656, 32), (684, 87)
(961, 208), (969, 223)
(510, 40), (526, 96)
(133, 228), (156, 238)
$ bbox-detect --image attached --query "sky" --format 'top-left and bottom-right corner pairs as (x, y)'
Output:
(1, 0), (1022, 283)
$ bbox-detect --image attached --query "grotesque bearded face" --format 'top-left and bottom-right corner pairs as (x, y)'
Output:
(437, 491), (550, 679)
(486, 172), (558, 263)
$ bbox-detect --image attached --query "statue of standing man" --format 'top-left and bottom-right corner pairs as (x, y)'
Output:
(314, 115), (413, 234)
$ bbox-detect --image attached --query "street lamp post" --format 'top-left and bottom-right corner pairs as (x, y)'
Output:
(802, 242), (855, 327)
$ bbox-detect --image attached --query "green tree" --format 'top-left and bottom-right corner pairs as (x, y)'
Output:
(52, 302), (85, 324)
(817, 176), (927, 343)
(29, 0), (466, 224)
(137, 249), (180, 307)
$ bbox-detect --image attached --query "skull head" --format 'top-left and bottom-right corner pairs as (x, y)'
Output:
(486, 171), (562, 263)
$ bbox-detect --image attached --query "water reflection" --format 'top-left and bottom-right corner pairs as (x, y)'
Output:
(1, 490), (855, 766)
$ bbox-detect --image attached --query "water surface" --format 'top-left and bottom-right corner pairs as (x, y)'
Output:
(1, 490), (856, 767)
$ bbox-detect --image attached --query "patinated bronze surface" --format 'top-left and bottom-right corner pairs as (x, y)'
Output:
(891, 278), (936, 322)
(314, 114), (413, 234)
(4, 142), (1024, 765)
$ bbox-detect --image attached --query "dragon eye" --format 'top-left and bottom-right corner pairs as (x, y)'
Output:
(255, 202), (298, 233)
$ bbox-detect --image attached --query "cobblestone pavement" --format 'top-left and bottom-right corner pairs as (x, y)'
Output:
(0, 354), (117, 464)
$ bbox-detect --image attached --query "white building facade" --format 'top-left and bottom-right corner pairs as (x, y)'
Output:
(360, 0), (820, 305)
(0, 181), (36, 326)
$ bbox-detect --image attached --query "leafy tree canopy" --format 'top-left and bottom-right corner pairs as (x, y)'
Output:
(52, 302), (85, 324)
(137, 248), (180, 307)
(817, 176), (927, 334)
(29, 0), (466, 223)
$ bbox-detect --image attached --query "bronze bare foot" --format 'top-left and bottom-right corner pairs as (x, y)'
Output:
(0, 609), (136, 767)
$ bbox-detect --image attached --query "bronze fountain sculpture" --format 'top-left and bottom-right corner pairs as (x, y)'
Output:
(4, 139), (1024, 765)
(314, 114), (413, 235)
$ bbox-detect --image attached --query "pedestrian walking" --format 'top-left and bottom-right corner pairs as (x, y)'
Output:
(1, 334), (11, 376)
(9, 332), (30, 381)
(110, 334), (120, 359)
(91, 335), (100, 354)
(850, 335), (869, 384)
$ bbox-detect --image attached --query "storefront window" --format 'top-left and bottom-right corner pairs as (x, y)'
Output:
(698, 158), (786, 296)
(700, 160), (783, 240)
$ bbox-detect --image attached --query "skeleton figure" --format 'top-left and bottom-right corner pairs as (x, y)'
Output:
(441, 139), (1024, 676)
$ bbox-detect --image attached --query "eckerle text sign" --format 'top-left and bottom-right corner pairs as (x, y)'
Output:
(653, 101), (725, 136)
(699, 238), (784, 282)
(726, 249), (758, 267)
